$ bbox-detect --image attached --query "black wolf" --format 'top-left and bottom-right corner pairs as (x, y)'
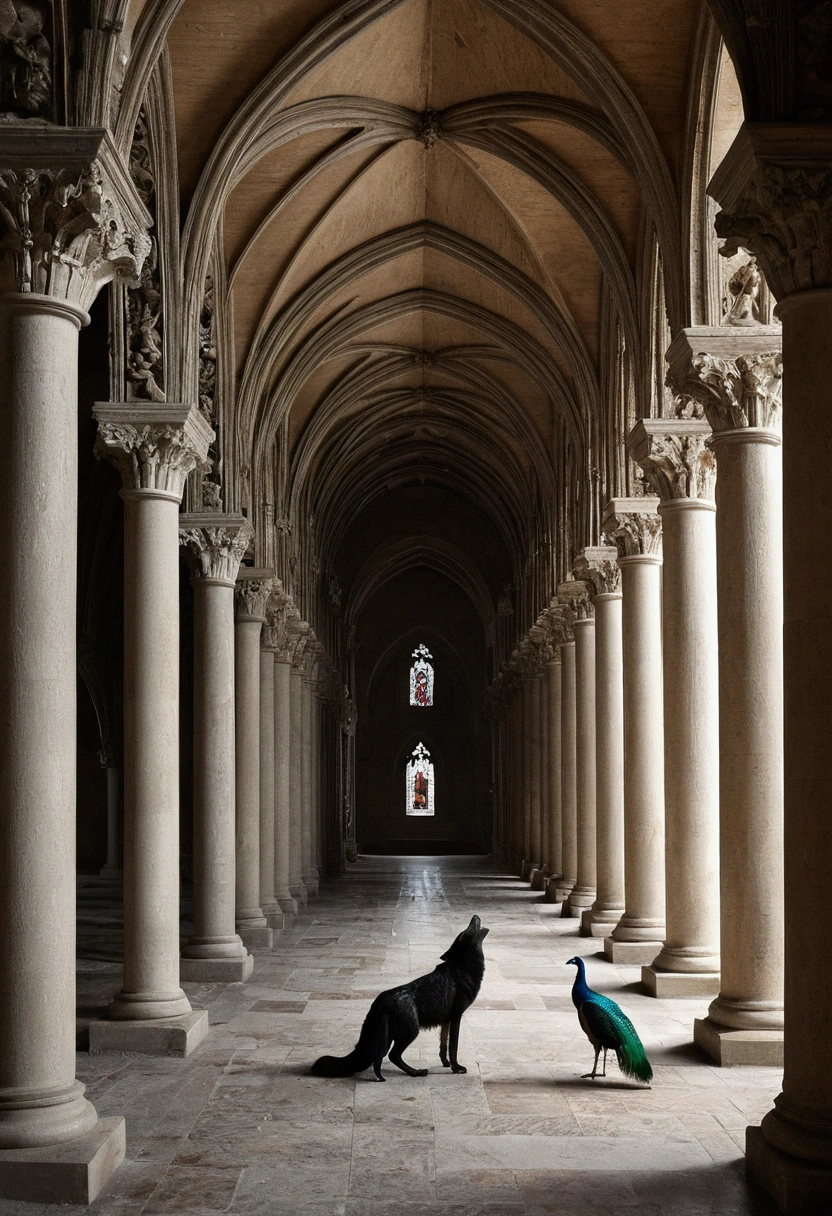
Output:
(310, 914), (489, 1081)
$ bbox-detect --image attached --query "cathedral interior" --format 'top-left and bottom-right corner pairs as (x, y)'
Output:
(0, 1), (830, 1213)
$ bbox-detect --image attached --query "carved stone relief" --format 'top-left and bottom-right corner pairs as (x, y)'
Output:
(0, 0), (51, 120)
(126, 112), (164, 403)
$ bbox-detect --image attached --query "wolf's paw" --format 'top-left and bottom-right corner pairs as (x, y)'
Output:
(440, 1059), (450, 1068)
(451, 1064), (467, 1074)
(414, 1068), (429, 1077)
(373, 1074), (386, 1082)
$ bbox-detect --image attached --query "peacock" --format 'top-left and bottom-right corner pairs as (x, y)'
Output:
(566, 956), (653, 1085)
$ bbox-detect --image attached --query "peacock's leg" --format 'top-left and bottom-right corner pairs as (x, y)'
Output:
(602, 1048), (608, 1077)
(582, 1046), (601, 1080)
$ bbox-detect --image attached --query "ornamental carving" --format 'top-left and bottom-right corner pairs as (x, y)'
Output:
(263, 581), (298, 657)
(558, 578), (594, 622)
(198, 270), (216, 423)
(603, 501), (662, 559)
(179, 515), (252, 583)
(573, 546), (620, 598)
(126, 113), (164, 404)
(0, 1), (51, 119)
(235, 573), (272, 621)
(679, 351), (783, 435)
(93, 403), (212, 499)
(0, 153), (151, 308)
(721, 254), (763, 327)
(628, 420), (715, 502)
(715, 162), (832, 299)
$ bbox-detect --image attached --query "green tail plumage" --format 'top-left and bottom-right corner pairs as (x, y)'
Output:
(611, 1014), (653, 1083)
(579, 993), (654, 1083)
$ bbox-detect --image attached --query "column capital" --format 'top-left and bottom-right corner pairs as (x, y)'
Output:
(287, 617), (311, 670)
(179, 513), (253, 584)
(235, 568), (273, 622)
(0, 128), (152, 310)
(557, 577), (594, 623)
(93, 402), (212, 501)
(709, 123), (832, 300)
(666, 327), (783, 437)
(573, 545), (621, 598)
(602, 497), (662, 559)
(627, 418), (715, 503)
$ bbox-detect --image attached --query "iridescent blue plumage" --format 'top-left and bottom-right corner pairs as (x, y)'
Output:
(566, 956), (653, 1084)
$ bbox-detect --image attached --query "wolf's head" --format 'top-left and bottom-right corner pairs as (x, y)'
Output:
(440, 914), (489, 963)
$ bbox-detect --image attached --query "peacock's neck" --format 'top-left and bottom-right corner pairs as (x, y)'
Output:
(571, 963), (592, 1008)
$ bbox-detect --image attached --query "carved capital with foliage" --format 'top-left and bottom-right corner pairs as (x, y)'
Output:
(93, 402), (212, 501)
(627, 419), (715, 503)
(666, 327), (783, 437)
(235, 568), (273, 622)
(0, 128), (152, 310)
(179, 513), (253, 584)
(573, 546), (620, 598)
(709, 123), (832, 299)
(557, 578), (594, 624)
(602, 497), (662, 559)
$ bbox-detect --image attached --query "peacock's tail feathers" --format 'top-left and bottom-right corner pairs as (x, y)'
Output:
(581, 994), (653, 1084)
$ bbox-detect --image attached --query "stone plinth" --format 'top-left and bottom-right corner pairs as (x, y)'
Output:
(0, 1117), (125, 1205)
(641, 966), (720, 998)
(88, 1010), (209, 1057)
(180, 955), (254, 983)
(580, 909), (617, 938)
(693, 1018), (783, 1066)
(603, 938), (661, 965)
(746, 1126), (832, 1215)
(239, 926), (273, 949)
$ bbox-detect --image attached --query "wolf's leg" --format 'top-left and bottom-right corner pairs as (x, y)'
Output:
(389, 1029), (428, 1078)
(448, 1018), (466, 1074)
(439, 1023), (450, 1067)
(372, 1055), (386, 1082)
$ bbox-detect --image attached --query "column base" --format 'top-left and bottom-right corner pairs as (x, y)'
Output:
(544, 877), (571, 903)
(238, 925), (273, 948)
(580, 908), (624, 937)
(641, 965), (721, 998)
(520, 859), (537, 880)
(529, 867), (549, 891)
(289, 882), (308, 905)
(278, 895), (298, 915)
(567, 887), (595, 914)
(179, 954), (254, 983)
(746, 1125), (832, 1214)
(265, 909), (285, 931)
(0, 1116), (125, 1205)
(603, 937), (663, 965)
(693, 1018), (783, 1066)
(98, 865), (122, 882)
(88, 1009), (209, 1057)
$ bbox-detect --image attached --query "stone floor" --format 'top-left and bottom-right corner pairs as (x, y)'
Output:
(12, 856), (782, 1215)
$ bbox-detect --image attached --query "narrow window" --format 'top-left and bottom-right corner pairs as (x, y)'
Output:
(409, 643), (434, 707)
(406, 742), (435, 816)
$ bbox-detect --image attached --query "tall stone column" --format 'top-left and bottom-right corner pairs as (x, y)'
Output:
(603, 499), (667, 964)
(575, 548), (625, 938)
(270, 589), (297, 916)
(551, 634), (577, 901)
(288, 624), (309, 903)
(666, 330), (785, 1066)
(178, 515), (253, 983)
(99, 763), (123, 881)
(93, 404), (211, 1056)
(234, 569), (273, 948)
(560, 581), (596, 917)
(531, 652), (550, 890)
(543, 648), (562, 885)
(629, 418), (720, 997)
(0, 132), (150, 1196)
(259, 606), (282, 931)
(709, 120), (832, 1211)
(301, 643), (320, 896)
(520, 648), (543, 880)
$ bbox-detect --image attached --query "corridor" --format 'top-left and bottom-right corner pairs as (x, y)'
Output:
(39, 858), (781, 1216)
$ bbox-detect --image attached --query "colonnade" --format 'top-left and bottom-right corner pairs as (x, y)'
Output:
(491, 323), (785, 1072)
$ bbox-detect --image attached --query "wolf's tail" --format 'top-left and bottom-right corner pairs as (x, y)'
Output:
(310, 995), (390, 1077)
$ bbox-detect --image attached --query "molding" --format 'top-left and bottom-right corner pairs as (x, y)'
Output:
(93, 402), (212, 499)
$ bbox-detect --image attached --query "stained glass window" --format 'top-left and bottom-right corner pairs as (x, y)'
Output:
(406, 742), (435, 816)
(409, 643), (434, 707)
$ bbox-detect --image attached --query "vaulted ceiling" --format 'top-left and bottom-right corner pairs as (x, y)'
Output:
(146, 0), (723, 634)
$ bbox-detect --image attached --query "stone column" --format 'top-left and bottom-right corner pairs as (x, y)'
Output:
(543, 648), (563, 890)
(99, 763), (123, 881)
(178, 515), (253, 983)
(530, 655), (550, 890)
(521, 656), (543, 881)
(629, 418), (720, 997)
(560, 581), (596, 917)
(288, 626), (309, 903)
(301, 644), (320, 896)
(666, 330), (785, 1064)
(603, 499), (667, 964)
(92, 404), (211, 1057)
(259, 608), (282, 931)
(575, 548), (625, 938)
(270, 589), (297, 916)
(0, 131), (150, 1193)
(234, 569), (273, 948)
(709, 120), (832, 1210)
(551, 634), (577, 901)
(513, 684), (525, 874)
